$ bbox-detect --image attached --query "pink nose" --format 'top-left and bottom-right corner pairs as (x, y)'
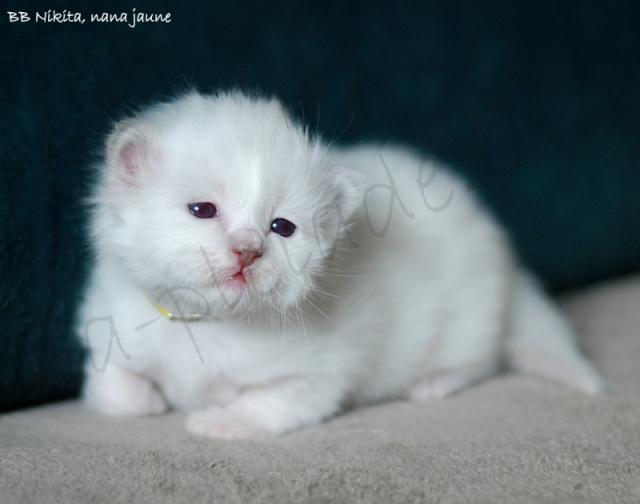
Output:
(232, 248), (262, 267)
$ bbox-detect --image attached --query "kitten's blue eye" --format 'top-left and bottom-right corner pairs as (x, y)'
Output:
(270, 218), (296, 237)
(188, 202), (217, 219)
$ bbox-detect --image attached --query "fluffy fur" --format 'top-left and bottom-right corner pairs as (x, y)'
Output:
(78, 91), (603, 439)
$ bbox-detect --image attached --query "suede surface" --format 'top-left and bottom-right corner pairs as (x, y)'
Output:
(1, 276), (639, 503)
(2, 0), (640, 409)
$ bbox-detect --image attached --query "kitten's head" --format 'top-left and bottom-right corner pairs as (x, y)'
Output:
(93, 91), (362, 318)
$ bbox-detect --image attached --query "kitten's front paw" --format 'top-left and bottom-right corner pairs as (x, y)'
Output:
(186, 406), (268, 440)
(408, 370), (478, 400)
(409, 375), (467, 400)
(408, 363), (497, 401)
(84, 365), (168, 416)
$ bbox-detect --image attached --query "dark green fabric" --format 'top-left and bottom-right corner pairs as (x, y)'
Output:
(2, 0), (640, 411)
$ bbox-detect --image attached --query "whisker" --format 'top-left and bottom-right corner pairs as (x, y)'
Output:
(304, 295), (332, 323)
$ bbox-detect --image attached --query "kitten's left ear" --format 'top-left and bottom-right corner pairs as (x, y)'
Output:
(332, 167), (365, 220)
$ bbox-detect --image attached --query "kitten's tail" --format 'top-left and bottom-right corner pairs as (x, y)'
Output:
(506, 273), (604, 394)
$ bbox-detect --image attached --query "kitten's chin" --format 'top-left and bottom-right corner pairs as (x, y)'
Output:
(147, 276), (293, 320)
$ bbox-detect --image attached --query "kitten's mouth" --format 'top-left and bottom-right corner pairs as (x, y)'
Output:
(224, 270), (247, 287)
(232, 271), (246, 283)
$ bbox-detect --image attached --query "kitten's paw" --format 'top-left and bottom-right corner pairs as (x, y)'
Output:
(408, 363), (496, 401)
(84, 365), (168, 416)
(136, 385), (168, 415)
(408, 373), (470, 400)
(186, 406), (268, 440)
(563, 364), (607, 395)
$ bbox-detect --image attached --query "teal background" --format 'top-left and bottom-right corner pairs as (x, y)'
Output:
(1, 0), (639, 411)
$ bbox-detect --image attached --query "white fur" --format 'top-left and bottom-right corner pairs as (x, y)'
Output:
(78, 91), (603, 439)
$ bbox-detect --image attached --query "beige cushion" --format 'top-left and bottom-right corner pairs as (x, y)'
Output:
(2, 276), (640, 503)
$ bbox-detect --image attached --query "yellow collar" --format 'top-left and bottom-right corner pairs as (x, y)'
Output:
(151, 301), (213, 322)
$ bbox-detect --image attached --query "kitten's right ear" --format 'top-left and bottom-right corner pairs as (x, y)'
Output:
(332, 167), (365, 221)
(105, 119), (154, 188)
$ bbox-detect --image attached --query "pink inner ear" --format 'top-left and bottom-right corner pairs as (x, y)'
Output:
(120, 141), (143, 177)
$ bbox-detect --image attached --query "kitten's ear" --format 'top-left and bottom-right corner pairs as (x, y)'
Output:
(333, 168), (365, 220)
(105, 118), (154, 188)
(269, 97), (295, 125)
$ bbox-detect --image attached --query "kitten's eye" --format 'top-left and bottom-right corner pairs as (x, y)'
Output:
(270, 218), (296, 237)
(188, 202), (217, 219)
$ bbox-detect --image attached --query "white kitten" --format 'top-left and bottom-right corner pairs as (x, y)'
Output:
(78, 91), (603, 439)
